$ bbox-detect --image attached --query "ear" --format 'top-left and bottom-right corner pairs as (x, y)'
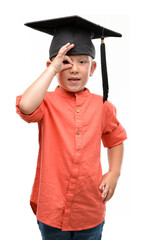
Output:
(90, 61), (97, 76)
(46, 60), (52, 68)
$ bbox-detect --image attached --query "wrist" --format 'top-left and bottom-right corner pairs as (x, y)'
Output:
(47, 64), (57, 76)
(108, 170), (120, 179)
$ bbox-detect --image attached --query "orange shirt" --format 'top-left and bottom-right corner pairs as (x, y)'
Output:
(16, 86), (127, 231)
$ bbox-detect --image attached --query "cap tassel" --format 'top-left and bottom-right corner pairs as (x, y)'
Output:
(100, 29), (109, 103)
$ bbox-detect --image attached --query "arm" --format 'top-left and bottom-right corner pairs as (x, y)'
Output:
(99, 142), (124, 203)
(19, 43), (74, 114)
(19, 66), (56, 114)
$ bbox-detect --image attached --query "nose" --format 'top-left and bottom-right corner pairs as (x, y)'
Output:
(70, 62), (79, 73)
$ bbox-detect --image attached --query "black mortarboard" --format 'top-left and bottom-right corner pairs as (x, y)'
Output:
(24, 15), (122, 102)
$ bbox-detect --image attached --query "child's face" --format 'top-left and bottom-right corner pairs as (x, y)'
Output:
(56, 55), (96, 93)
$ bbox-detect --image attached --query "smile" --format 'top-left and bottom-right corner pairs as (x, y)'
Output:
(68, 79), (80, 84)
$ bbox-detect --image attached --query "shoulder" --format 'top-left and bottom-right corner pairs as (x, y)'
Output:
(90, 92), (103, 104)
(90, 93), (114, 108)
(90, 92), (116, 113)
(103, 99), (116, 112)
(102, 100), (117, 120)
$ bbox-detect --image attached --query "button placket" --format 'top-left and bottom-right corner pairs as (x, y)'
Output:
(62, 97), (83, 230)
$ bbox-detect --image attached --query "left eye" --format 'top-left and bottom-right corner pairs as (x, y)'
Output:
(80, 61), (86, 64)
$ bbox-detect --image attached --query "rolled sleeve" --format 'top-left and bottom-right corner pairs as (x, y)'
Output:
(102, 101), (127, 148)
(16, 95), (45, 123)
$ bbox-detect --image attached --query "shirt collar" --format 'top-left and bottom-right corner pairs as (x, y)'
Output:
(54, 85), (91, 98)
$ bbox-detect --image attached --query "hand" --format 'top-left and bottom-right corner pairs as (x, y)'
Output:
(49, 43), (74, 74)
(99, 171), (120, 203)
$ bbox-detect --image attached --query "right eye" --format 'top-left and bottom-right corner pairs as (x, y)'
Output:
(63, 60), (69, 64)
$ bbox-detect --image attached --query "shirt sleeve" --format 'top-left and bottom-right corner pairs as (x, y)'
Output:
(101, 100), (127, 148)
(16, 95), (45, 123)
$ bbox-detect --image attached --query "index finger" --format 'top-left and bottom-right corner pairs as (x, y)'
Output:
(59, 43), (75, 56)
(63, 55), (73, 65)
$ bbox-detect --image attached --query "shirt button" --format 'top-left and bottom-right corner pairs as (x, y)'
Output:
(76, 130), (80, 135)
(76, 109), (80, 113)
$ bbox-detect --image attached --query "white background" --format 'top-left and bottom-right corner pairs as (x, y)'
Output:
(0, 0), (142, 239)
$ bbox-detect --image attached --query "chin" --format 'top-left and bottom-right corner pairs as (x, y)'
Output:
(59, 84), (84, 93)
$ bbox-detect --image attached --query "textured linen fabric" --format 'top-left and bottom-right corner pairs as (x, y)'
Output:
(16, 85), (127, 231)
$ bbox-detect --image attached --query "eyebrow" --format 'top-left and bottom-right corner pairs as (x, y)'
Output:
(79, 55), (88, 58)
(79, 56), (91, 61)
(75, 56), (90, 61)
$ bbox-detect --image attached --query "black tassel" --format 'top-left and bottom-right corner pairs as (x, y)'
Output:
(100, 38), (109, 103)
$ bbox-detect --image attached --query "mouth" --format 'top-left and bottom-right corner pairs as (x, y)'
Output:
(68, 78), (80, 82)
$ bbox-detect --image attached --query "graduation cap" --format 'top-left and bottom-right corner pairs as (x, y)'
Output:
(24, 15), (122, 102)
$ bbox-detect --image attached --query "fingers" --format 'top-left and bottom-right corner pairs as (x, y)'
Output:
(60, 55), (74, 71)
(104, 189), (114, 203)
(99, 183), (114, 203)
(99, 171), (118, 204)
(99, 182), (108, 199)
(102, 185), (109, 199)
(64, 55), (73, 65)
(49, 43), (74, 73)
(58, 43), (74, 58)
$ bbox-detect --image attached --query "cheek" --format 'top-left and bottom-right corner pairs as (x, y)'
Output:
(82, 67), (91, 78)
(58, 71), (67, 81)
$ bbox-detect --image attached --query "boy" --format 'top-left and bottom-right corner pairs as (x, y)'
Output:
(16, 16), (127, 240)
